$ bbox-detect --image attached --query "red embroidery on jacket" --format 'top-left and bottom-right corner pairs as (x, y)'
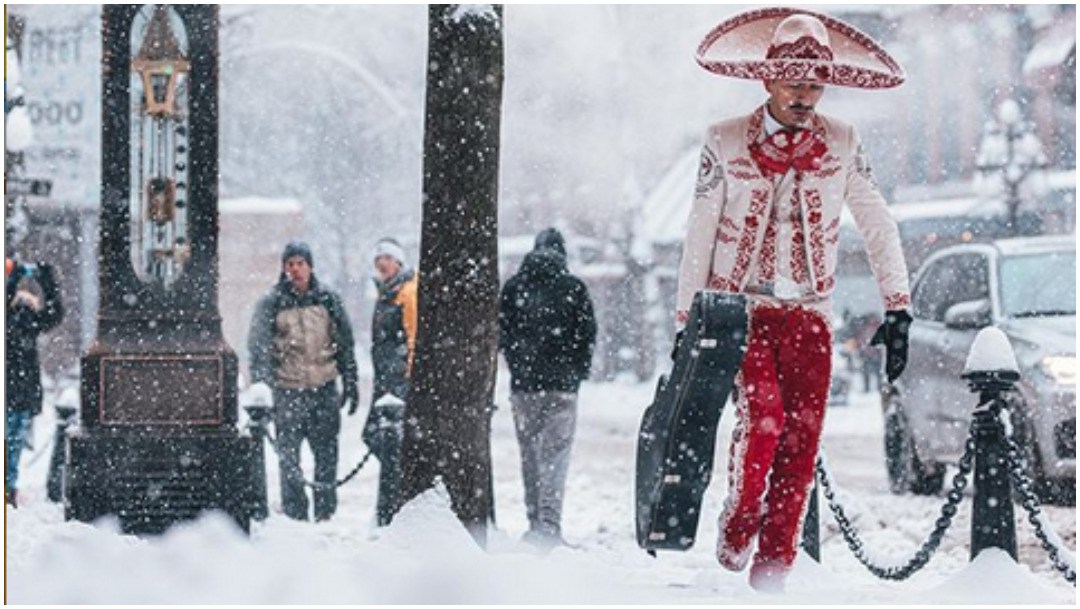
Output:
(729, 189), (770, 289)
(728, 157), (763, 182)
(729, 170), (761, 182)
(789, 190), (810, 284)
(804, 188), (829, 292)
(709, 275), (740, 293)
(745, 108), (765, 150)
(885, 293), (912, 310)
(815, 165), (842, 178)
(825, 218), (840, 245)
(717, 225), (739, 244)
(758, 195), (780, 282)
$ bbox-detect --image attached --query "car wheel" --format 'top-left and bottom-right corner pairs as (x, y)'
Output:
(883, 402), (910, 495)
(1008, 408), (1072, 506)
(884, 390), (945, 495)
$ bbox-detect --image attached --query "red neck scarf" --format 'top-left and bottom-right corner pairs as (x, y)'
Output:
(749, 127), (828, 178)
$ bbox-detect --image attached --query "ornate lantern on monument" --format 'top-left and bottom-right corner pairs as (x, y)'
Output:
(65, 5), (262, 534)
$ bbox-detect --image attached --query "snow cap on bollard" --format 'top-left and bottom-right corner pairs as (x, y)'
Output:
(55, 386), (80, 419)
(245, 381), (274, 407)
(963, 327), (1019, 376)
(374, 393), (406, 408)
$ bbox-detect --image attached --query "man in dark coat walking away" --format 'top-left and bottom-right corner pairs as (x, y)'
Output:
(499, 228), (597, 548)
(248, 241), (359, 522)
(365, 237), (418, 526)
(5, 257), (64, 507)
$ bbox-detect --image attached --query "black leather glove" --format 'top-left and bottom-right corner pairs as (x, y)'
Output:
(870, 309), (912, 383)
(670, 330), (685, 362)
(341, 379), (360, 415)
(35, 262), (57, 292)
(35, 261), (54, 281)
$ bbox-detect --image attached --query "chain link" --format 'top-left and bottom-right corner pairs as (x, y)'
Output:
(820, 397), (1075, 587)
(1001, 433), (1076, 585)
(263, 430), (374, 491)
(817, 427), (976, 581)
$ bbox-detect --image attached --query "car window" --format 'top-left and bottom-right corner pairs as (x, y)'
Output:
(999, 251), (1076, 318)
(913, 260), (950, 321)
(913, 253), (990, 322)
(947, 254), (991, 311)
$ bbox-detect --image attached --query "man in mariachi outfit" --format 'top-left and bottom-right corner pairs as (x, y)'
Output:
(678, 8), (913, 591)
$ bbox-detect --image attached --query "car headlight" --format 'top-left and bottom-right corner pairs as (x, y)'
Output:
(1040, 356), (1076, 385)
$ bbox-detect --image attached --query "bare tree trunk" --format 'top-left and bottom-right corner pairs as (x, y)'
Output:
(397, 4), (503, 544)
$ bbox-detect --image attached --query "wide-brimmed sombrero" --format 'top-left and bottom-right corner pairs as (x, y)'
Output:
(696, 7), (905, 89)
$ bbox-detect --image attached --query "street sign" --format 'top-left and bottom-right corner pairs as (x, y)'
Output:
(5, 178), (53, 197)
(9, 5), (102, 208)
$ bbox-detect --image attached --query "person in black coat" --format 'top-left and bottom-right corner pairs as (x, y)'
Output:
(5, 258), (63, 507)
(498, 228), (596, 547)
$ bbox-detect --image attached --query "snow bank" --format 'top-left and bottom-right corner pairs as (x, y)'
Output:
(917, 549), (1065, 604)
(6, 485), (657, 604)
(5, 383), (1073, 604)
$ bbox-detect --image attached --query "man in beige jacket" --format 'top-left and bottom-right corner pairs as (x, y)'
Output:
(682, 8), (913, 591)
(248, 241), (359, 522)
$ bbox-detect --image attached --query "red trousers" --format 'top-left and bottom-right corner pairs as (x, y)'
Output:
(718, 304), (832, 575)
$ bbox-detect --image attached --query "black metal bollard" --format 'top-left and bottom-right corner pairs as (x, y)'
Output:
(801, 477), (821, 562)
(243, 402), (272, 521)
(46, 403), (79, 503)
(368, 394), (405, 527)
(962, 328), (1020, 562)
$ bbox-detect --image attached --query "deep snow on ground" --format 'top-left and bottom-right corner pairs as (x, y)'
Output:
(5, 372), (1076, 604)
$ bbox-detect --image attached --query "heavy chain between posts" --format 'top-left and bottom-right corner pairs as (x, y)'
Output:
(263, 429), (374, 491)
(1002, 433), (1077, 585)
(816, 425), (977, 581)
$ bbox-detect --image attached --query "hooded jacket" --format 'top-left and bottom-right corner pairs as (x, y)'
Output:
(499, 246), (597, 393)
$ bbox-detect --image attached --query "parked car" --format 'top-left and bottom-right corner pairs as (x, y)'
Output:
(883, 235), (1075, 505)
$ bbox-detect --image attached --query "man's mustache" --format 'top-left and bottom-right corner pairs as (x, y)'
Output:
(788, 103), (815, 112)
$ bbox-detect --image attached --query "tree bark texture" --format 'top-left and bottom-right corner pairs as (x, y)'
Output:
(397, 4), (504, 544)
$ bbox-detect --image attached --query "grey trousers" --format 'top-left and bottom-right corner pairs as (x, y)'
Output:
(510, 391), (578, 535)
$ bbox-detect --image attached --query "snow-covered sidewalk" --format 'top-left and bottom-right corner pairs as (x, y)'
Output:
(4, 378), (1075, 603)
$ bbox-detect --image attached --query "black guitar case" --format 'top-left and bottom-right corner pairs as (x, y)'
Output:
(635, 290), (749, 553)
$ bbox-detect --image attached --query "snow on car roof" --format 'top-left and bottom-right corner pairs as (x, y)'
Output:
(992, 234), (1076, 257)
(885, 197), (1004, 223)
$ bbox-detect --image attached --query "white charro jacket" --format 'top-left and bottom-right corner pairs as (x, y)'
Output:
(675, 105), (911, 327)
